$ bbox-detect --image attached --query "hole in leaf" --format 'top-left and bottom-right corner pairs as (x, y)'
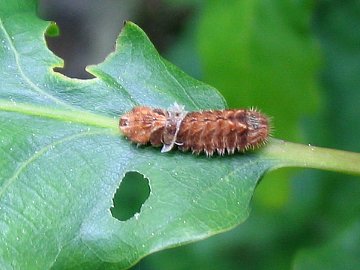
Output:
(42, 20), (95, 79)
(111, 172), (150, 221)
(38, 2), (123, 79)
(38, 1), (193, 80)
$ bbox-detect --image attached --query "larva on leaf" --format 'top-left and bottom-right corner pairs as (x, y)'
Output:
(119, 103), (270, 156)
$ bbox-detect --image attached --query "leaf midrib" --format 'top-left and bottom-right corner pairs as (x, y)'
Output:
(0, 100), (118, 131)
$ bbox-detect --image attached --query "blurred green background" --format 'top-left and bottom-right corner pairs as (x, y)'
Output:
(38, 0), (360, 269)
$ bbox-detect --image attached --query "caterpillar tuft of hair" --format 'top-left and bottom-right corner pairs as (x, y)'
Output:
(119, 103), (270, 156)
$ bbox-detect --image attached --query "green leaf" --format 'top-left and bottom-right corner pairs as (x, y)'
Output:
(197, 0), (321, 140)
(196, 0), (322, 210)
(0, 1), (278, 269)
(45, 22), (60, 37)
(1, 1), (360, 270)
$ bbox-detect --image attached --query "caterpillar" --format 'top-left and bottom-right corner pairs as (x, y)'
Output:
(119, 103), (270, 156)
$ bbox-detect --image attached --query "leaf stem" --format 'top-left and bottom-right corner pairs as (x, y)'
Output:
(261, 138), (360, 175)
(2, 101), (360, 176)
(0, 100), (118, 132)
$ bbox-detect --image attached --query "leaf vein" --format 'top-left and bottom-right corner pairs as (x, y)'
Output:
(0, 131), (107, 200)
(160, 58), (200, 109)
(0, 17), (72, 108)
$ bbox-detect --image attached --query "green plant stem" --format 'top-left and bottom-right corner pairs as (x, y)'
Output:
(262, 138), (360, 175)
(2, 100), (360, 176)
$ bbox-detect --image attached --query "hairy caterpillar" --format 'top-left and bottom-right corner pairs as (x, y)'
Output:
(119, 103), (270, 156)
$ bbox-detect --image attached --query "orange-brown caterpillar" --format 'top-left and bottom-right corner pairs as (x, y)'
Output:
(119, 103), (270, 156)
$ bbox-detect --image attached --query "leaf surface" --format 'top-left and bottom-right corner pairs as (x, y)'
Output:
(0, 1), (279, 269)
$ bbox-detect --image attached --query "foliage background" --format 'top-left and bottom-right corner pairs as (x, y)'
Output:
(38, 0), (360, 269)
